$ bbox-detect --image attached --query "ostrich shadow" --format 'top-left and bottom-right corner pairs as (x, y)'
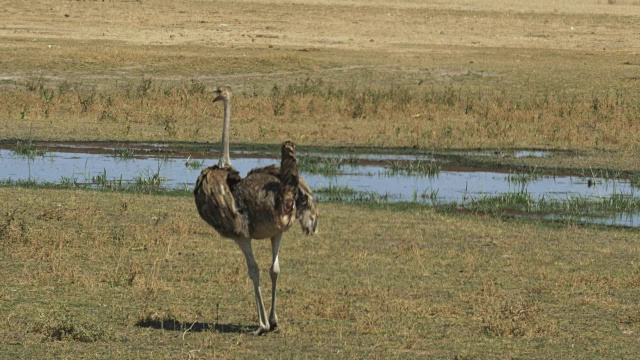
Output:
(135, 316), (252, 334)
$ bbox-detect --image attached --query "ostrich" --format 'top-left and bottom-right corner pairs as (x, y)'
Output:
(193, 87), (319, 335)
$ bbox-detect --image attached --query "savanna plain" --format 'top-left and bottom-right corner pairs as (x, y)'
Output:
(1, 0), (640, 358)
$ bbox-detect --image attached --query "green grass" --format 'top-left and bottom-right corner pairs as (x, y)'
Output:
(314, 184), (391, 203)
(2, 172), (640, 225)
(12, 140), (46, 158)
(386, 159), (441, 177)
(135, 167), (166, 188)
(112, 147), (135, 159)
(184, 156), (204, 170)
(0, 174), (179, 196)
(506, 166), (543, 185)
(415, 188), (441, 204)
(30, 308), (116, 343)
(314, 184), (359, 196)
(465, 190), (640, 218)
(298, 155), (347, 174)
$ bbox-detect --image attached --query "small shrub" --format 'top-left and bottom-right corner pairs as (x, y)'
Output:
(348, 93), (367, 119)
(57, 80), (72, 95)
(270, 84), (286, 116)
(25, 76), (45, 92)
(40, 88), (55, 104)
(0, 209), (27, 242)
(78, 89), (96, 113)
(98, 110), (117, 122)
(137, 77), (153, 98)
(185, 78), (206, 95)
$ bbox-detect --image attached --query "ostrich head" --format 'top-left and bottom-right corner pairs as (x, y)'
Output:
(213, 87), (231, 103)
(296, 178), (319, 235)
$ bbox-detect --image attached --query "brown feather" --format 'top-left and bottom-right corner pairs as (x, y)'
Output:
(194, 142), (318, 241)
(279, 141), (299, 216)
(296, 177), (319, 235)
(194, 166), (250, 240)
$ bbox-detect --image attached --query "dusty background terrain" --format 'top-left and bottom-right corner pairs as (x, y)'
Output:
(2, 0), (639, 88)
(2, 1), (640, 358)
(2, 0), (640, 172)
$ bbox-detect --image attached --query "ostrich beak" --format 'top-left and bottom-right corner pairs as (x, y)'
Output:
(213, 95), (224, 102)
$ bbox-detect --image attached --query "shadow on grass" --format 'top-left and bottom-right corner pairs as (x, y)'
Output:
(135, 316), (252, 334)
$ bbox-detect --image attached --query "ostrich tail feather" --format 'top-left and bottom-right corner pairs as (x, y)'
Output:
(279, 141), (299, 214)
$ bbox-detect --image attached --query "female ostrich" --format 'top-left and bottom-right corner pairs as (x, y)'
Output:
(193, 87), (318, 335)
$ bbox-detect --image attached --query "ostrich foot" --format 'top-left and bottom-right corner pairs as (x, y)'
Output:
(253, 325), (270, 336)
(269, 322), (279, 332)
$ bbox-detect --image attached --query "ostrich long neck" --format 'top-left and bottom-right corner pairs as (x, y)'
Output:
(220, 98), (231, 167)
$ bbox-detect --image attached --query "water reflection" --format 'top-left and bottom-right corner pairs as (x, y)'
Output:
(1, 149), (638, 227)
(2, 150), (631, 201)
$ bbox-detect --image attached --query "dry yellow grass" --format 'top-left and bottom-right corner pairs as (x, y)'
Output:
(2, 2), (640, 356)
(1, 187), (640, 357)
(1, 0), (639, 167)
(3, 78), (640, 170)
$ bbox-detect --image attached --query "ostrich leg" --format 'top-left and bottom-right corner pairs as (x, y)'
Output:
(269, 233), (282, 331)
(236, 239), (270, 335)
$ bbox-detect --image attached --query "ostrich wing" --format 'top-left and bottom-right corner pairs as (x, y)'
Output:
(234, 143), (299, 239)
(233, 171), (292, 239)
(194, 166), (250, 240)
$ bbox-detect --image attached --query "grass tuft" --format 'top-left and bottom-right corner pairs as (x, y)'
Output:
(507, 166), (543, 185)
(315, 184), (391, 203)
(112, 147), (135, 158)
(4, 76), (640, 156)
(184, 156), (204, 169)
(386, 159), (440, 177)
(480, 296), (548, 338)
(13, 140), (47, 158)
(298, 155), (346, 174)
(31, 309), (114, 342)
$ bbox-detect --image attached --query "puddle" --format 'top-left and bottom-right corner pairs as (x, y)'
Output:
(1, 141), (554, 163)
(543, 213), (640, 228)
(448, 150), (550, 159)
(0, 150), (279, 190)
(1, 146), (638, 227)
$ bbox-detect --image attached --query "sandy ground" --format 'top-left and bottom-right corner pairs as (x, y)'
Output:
(2, 0), (640, 56)
(0, 0), (639, 167)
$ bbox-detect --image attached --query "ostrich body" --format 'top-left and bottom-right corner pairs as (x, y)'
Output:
(193, 88), (318, 335)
